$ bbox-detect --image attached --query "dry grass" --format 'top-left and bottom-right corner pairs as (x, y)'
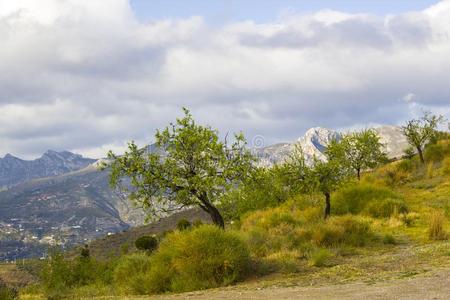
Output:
(429, 210), (448, 241)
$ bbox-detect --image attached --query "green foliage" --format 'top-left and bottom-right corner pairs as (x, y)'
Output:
(176, 219), (192, 231)
(39, 250), (116, 298)
(401, 111), (445, 164)
(135, 235), (158, 252)
(80, 244), (90, 259)
(309, 249), (333, 267)
(144, 225), (251, 294)
(333, 183), (406, 218)
(403, 146), (416, 160)
(113, 253), (153, 294)
(221, 165), (297, 220)
(327, 129), (387, 180)
(107, 108), (254, 228)
(0, 281), (17, 300)
(364, 198), (408, 218)
(424, 139), (450, 163)
(442, 157), (450, 175)
(286, 145), (352, 218)
(311, 215), (373, 247)
(383, 234), (396, 245)
(241, 204), (373, 259)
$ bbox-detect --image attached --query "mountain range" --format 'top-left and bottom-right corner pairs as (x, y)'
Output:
(0, 125), (409, 260)
(0, 150), (96, 190)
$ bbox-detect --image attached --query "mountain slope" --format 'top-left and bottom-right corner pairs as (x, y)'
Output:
(0, 164), (146, 260)
(0, 150), (96, 190)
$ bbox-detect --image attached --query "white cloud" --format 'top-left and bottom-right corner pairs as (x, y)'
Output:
(0, 0), (449, 159)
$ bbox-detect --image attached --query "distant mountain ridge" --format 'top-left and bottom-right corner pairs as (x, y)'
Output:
(0, 150), (96, 190)
(254, 125), (409, 167)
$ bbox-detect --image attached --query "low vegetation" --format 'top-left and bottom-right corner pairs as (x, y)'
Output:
(12, 110), (450, 299)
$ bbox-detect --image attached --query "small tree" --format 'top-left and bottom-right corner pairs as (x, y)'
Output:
(327, 129), (387, 180)
(107, 108), (254, 229)
(402, 112), (444, 164)
(287, 146), (350, 219)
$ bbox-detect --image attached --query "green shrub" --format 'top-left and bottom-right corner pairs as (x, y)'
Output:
(144, 225), (251, 294)
(441, 157), (450, 175)
(264, 250), (300, 273)
(40, 250), (116, 298)
(364, 198), (408, 218)
(0, 281), (17, 300)
(176, 219), (192, 231)
(383, 234), (396, 245)
(312, 215), (373, 247)
(113, 253), (153, 294)
(309, 249), (333, 267)
(333, 183), (404, 217)
(424, 142), (449, 163)
(135, 235), (158, 252)
(40, 251), (73, 297)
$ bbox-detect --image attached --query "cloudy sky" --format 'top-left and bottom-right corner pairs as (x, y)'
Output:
(0, 0), (449, 159)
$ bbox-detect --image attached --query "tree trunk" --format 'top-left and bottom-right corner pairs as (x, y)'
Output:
(198, 195), (225, 229)
(417, 146), (425, 164)
(207, 204), (225, 229)
(357, 168), (361, 181)
(324, 192), (331, 219)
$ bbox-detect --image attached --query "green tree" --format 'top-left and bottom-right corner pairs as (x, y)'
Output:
(287, 145), (350, 219)
(107, 108), (254, 229)
(220, 164), (297, 220)
(327, 129), (387, 180)
(401, 112), (445, 164)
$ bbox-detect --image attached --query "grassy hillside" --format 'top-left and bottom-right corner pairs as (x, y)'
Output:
(11, 138), (450, 299)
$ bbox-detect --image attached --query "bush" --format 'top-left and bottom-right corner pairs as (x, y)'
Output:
(383, 234), (396, 245)
(309, 249), (333, 267)
(264, 250), (300, 273)
(0, 281), (17, 300)
(135, 235), (158, 252)
(364, 198), (408, 218)
(441, 157), (450, 175)
(429, 210), (448, 241)
(142, 225), (251, 294)
(176, 219), (192, 231)
(333, 183), (404, 217)
(424, 141), (450, 163)
(113, 253), (153, 294)
(40, 250), (116, 298)
(311, 215), (373, 247)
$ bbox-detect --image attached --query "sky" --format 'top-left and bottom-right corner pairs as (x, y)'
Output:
(0, 0), (449, 159)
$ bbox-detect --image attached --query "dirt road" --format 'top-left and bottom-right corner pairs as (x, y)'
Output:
(146, 268), (450, 300)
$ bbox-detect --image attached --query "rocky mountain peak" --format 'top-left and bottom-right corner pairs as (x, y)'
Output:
(0, 150), (96, 189)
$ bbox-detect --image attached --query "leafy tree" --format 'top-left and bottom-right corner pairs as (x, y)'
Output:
(107, 108), (254, 228)
(287, 145), (350, 219)
(327, 129), (387, 180)
(401, 112), (445, 164)
(221, 164), (298, 220)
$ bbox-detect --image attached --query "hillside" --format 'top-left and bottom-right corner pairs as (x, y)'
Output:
(0, 165), (145, 260)
(4, 134), (448, 299)
(0, 126), (411, 260)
